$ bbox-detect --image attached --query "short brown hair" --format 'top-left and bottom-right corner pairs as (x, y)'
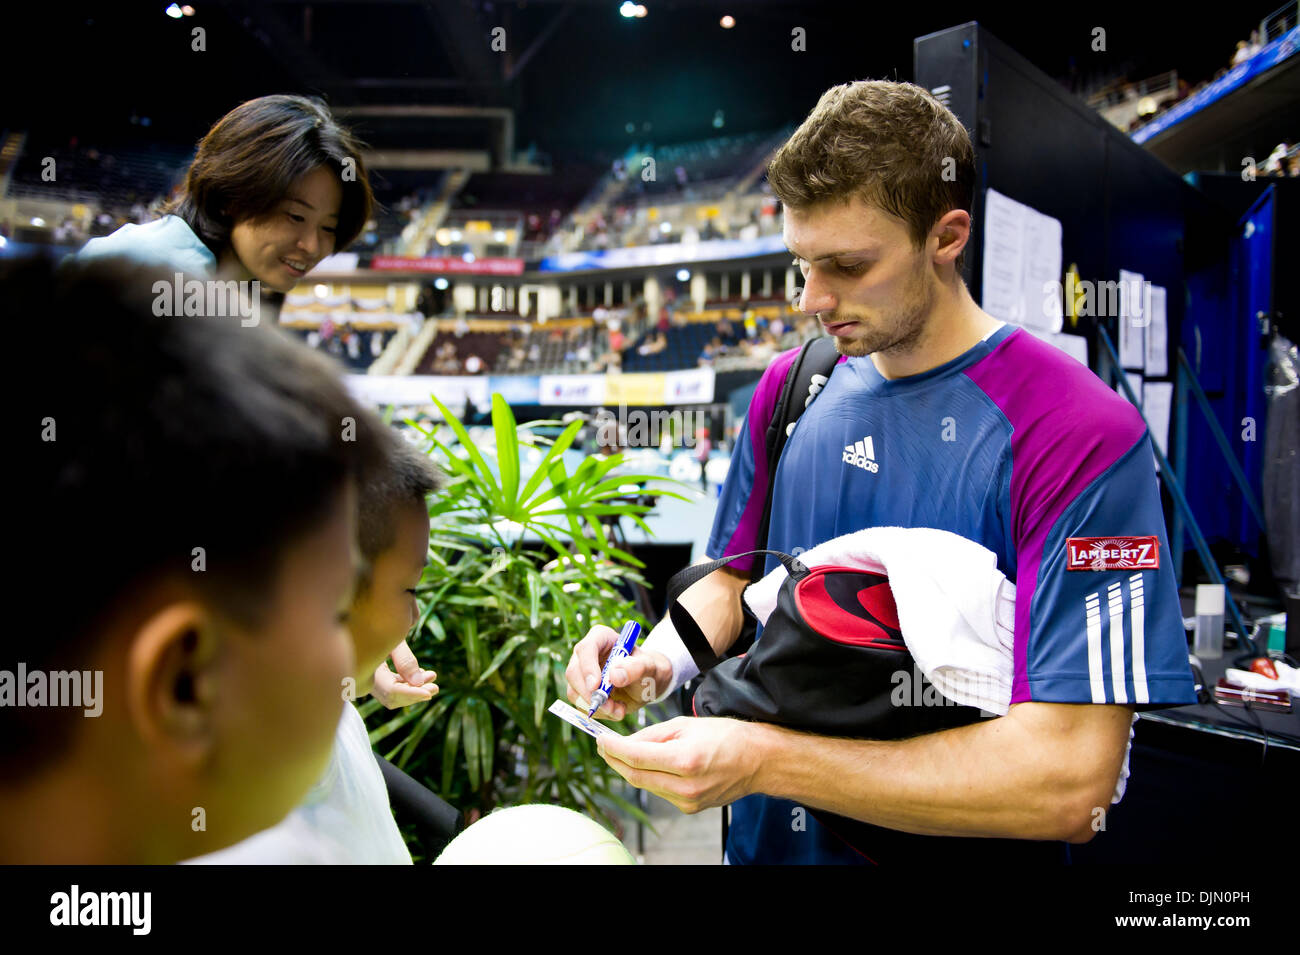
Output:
(356, 431), (445, 587)
(164, 94), (374, 255)
(766, 80), (976, 272)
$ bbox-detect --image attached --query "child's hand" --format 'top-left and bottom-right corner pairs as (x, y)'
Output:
(372, 640), (438, 709)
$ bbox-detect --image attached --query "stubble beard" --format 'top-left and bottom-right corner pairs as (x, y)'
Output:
(828, 261), (935, 359)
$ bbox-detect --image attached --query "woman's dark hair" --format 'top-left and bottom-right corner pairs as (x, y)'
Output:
(163, 94), (374, 255)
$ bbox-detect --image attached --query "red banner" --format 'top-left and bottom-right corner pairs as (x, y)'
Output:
(369, 256), (524, 275)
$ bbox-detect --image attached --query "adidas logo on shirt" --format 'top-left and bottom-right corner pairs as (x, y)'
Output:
(842, 436), (879, 473)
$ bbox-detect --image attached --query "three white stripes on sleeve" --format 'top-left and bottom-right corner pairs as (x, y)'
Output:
(1084, 573), (1149, 705)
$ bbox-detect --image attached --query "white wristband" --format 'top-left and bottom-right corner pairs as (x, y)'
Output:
(640, 613), (700, 704)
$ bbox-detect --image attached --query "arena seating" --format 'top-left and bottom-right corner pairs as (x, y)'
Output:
(414, 330), (508, 376)
(619, 130), (784, 202)
(363, 168), (447, 256)
(286, 326), (396, 373)
(6, 137), (191, 215)
(522, 127), (793, 255)
(622, 323), (721, 372)
(454, 169), (593, 224)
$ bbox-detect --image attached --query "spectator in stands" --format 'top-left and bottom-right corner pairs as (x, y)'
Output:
(657, 306), (671, 333)
(609, 323), (625, 353)
(750, 330), (779, 362)
(432, 340), (458, 374)
(698, 338), (720, 367)
(716, 317), (735, 339)
(465, 354), (483, 374)
(694, 426), (712, 490)
(638, 331), (668, 356)
(1232, 40), (1251, 66)
(76, 95), (373, 295)
(1263, 143), (1291, 176)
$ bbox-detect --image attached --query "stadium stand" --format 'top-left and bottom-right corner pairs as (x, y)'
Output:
(6, 136), (191, 222)
(286, 325), (398, 374)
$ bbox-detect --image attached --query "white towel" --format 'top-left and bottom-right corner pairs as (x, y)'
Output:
(744, 526), (1136, 805)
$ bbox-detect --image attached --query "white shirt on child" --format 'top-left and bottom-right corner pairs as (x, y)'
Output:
(185, 703), (412, 864)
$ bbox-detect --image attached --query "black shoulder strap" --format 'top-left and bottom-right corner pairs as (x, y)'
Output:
(751, 336), (840, 583)
(665, 548), (809, 674)
(665, 338), (838, 675)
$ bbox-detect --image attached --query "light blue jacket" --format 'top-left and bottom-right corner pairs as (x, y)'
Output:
(75, 215), (217, 276)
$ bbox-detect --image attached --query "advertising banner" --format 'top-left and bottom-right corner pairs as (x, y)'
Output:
(605, 373), (668, 406)
(370, 256), (525, 276)
(538, 374), (608, 406)
(345, 375), (490, 413)
(664, 368), (716, 404)
(488, 375), (541, 405)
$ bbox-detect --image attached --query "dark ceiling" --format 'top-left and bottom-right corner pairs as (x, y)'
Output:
(3, 0), (1284, 163)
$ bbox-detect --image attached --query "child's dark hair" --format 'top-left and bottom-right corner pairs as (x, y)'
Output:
(356, 432), (445, 590)
(163, 94), (374, 255)
(5, 253), (387, 773)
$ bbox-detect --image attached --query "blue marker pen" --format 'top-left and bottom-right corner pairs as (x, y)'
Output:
(588, 620), (642, 716)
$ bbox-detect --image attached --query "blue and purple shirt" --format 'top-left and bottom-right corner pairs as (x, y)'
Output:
(708, 324), (1197, 865)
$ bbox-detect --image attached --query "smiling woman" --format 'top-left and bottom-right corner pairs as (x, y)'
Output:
(77, 94), (374, 294)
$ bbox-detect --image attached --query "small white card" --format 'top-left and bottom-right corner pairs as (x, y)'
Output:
(548, 699), (622, 739)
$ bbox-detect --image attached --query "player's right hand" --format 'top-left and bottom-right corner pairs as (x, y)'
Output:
(565, 625), (673, 720)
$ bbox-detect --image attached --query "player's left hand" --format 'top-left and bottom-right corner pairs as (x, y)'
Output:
(595, 716), (760, 814)
(372, 640), (438, 709)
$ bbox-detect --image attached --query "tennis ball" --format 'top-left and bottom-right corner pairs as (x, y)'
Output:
(433, 804), (636, 865)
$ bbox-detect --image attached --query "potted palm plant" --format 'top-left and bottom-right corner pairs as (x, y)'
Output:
(358, 393), (687, 857)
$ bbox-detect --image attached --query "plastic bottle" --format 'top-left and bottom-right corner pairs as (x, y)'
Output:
(1193, 584), (1225, 659)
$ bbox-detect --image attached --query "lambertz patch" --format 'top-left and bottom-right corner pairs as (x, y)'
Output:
(1066, 536), (1159, 571)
